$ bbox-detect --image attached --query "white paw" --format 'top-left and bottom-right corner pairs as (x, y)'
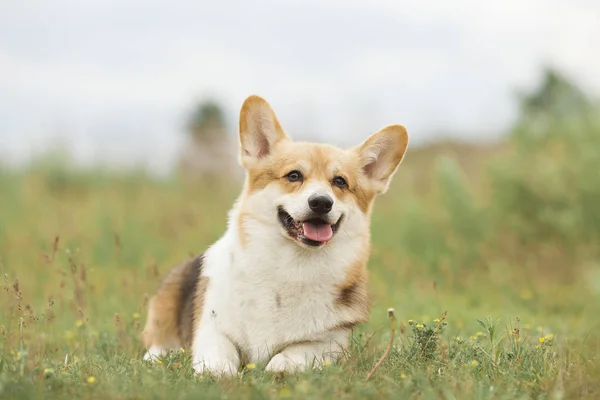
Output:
(266, 353), (309, 373)
(192, 357), (239, 377)
(143, 346), (166, 362)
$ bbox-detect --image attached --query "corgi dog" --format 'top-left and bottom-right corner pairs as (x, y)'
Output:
(142, 95), (408, 375)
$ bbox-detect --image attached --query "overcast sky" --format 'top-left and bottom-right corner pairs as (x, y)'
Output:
(1, 0), (599, 173)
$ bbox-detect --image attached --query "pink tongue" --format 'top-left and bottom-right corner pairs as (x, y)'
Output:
(302, 222), (333, 243)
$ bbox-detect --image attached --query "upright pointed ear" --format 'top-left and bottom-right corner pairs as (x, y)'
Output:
(355, 125), (409, 194)
(238, 95), (289, 168)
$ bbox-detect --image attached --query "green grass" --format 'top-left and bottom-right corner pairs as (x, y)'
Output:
(1, 144), (599, 399)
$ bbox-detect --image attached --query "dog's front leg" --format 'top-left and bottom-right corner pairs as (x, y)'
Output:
(192, 327), (240, 377)
(265, 331), (348, 373)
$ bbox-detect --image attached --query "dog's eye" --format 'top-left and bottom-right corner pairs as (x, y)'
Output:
(285, 170), (303, 182)
(332, 176), (348, 188)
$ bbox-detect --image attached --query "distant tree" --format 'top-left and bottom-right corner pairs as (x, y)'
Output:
(490, 67), (600, 249)
(512, 67), (594, 146)
(178, 99), (242, 182)
(516, 67), (591, 122)
(187, 100), (228, 144)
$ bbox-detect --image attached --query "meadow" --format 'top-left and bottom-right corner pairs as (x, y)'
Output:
(1, 94), (600, 398)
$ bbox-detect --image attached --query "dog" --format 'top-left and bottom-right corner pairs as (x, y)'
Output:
(141, 95), (408, 375)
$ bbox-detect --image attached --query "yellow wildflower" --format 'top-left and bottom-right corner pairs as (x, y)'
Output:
(408, 319), (414, 325)
(323, 359), (331, 367)
(476, 331), (484, 337)
(245, 363), (256, 370)
(75, 320), (84, 328)
(471, 360), (479, 367)
(86, 376), (96, 384)
(455, 336), (463, 343)
(434, 318), (440, 323)
(539, 337), (545, 343)
(416, 323), (424, 329)
(179, 348), (185, 353)
(470, 335), (477, 341)
(400, 373), (408, 379)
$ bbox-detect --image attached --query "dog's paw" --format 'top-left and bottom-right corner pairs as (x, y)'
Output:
(265, 353), (308, 373)
(143, 346), (166, 362)
(192, 357), (239, 377)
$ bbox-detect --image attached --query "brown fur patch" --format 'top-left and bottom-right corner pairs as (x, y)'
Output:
(180, 256), (205, 347)
(142, 255), (208, 351)
(333, 253), (371, 327)
(191, 260), (209, 348)
(337, 282), (363, 308)
(334, 277), (370, 324)
(328, 320), (364, 332)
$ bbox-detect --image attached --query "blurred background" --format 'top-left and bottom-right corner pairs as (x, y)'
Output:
(1, 0), (599, 175)
(1, 2), (600, 394)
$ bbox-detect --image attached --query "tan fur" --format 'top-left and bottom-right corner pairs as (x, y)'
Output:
(142, 256), (207, 350)
(142, 295), (179, 350)
(354, 125), (409, 194)
(236, 210), (249, 248)
(244, 140), (381, 215)
(240, 98), (408, 212)
(191, 275), (209, 346)
(333, 246), (371, 326)
(238, 95), (288, 167)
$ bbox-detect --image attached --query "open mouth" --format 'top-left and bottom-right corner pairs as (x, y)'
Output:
(277, 207), (343, 247)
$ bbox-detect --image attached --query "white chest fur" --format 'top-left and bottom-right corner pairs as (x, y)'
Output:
(192, 210), (366, 373)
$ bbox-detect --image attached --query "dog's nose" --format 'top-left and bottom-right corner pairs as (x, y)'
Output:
(308, 194), (333, 214)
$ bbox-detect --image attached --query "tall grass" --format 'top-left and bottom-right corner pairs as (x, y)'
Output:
(1, 96), (600, 398)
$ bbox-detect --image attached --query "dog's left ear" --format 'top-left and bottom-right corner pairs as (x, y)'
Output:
(354, 125), (409, 194)
(238, 95), (289, 168)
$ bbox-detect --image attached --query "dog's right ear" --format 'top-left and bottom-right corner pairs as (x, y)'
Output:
(238, 95), (289, 168)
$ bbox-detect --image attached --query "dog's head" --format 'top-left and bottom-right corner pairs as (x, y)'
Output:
(237, 95), (408, 249)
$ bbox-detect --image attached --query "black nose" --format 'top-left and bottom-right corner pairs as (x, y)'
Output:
(308, 194), (333, 214)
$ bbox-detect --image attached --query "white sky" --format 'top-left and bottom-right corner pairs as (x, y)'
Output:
(1, 0), (599, 173)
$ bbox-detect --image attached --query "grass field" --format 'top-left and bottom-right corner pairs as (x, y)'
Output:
(1, 135), (600, 399)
